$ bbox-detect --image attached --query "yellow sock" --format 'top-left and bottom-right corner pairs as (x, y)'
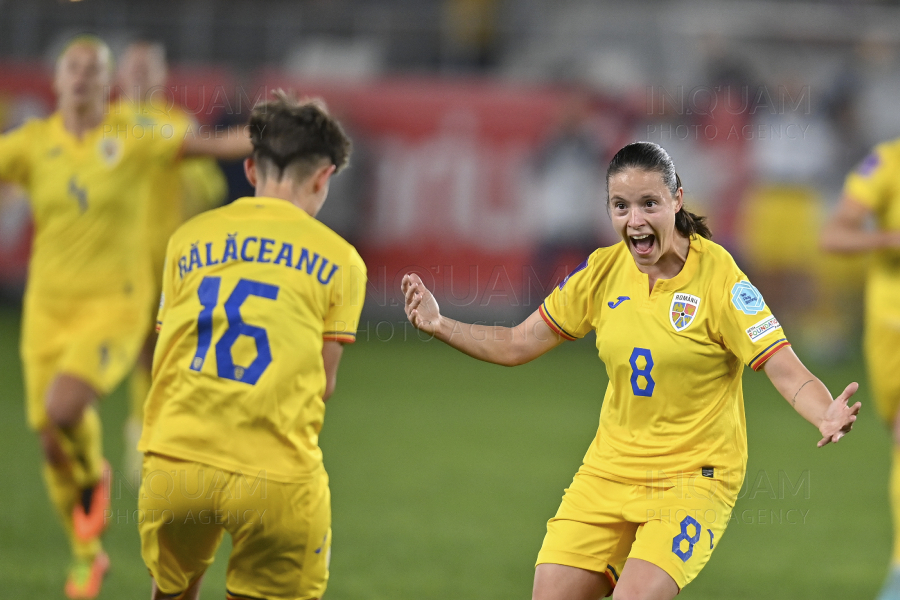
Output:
(65, 406), (104, 485)
(42, 462), (101, 562)
(892, 446), (900, 566)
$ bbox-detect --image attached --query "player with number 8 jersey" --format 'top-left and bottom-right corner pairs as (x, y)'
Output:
(138, 91), (365, 600)
(402, 142), (861, 600)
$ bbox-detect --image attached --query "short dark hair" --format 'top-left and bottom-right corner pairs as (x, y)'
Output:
(248, 89), (351, 183)
(606, 141), (711, 240)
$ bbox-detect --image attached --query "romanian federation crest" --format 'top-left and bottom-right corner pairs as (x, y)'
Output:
(670, 293), (701, 332)
(731, 281), (765, 315)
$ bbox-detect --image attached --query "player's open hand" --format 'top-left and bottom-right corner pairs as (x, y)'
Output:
(402, 273), (442, 335)
(817, 382), (861, 447)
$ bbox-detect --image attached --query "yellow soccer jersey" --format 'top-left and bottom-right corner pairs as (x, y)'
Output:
(139, 196), (367, 483)
(540, 236), (790, 497)
(0, 111), (186, 304)
(843, 139), (900, 320)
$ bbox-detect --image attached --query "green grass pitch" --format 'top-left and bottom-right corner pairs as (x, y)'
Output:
(0, 305), (891, 598)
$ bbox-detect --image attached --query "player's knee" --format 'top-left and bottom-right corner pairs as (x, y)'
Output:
(39, 428), (68, 466)
(45, 375), (96, 429)
(45, 395), (84, 429)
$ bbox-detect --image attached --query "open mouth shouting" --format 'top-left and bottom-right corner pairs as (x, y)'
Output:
(630, 233), (656, 257)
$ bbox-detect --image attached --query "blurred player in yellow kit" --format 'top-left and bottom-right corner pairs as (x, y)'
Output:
(823, 142), (900, 600)
(138, 91), (365, 600)
(115, 40), (228, 477)
(404, 142), (860, 599)
(0, 36), (250, 599)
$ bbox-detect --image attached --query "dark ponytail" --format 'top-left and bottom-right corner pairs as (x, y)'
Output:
(606, 142), (712, 240)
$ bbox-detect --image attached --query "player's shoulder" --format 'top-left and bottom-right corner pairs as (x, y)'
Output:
(168, 202), (229, 244)
(691, 236), (754, 306)
(587, 241), (628, 269)
(303, 211), (365, 268)
(3, 113), (53, 139)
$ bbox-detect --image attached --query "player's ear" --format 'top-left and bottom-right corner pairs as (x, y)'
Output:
(244, 157), (258, 188)
(673, 186), (684, 213)
(312, 164), (337, 194)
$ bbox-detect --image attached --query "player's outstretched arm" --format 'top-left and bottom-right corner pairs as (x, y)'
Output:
(402, 273), (565, 366)
(821, 196), (900, 253)
(761, 347), (860, 447)
(181, 125), (253, 160)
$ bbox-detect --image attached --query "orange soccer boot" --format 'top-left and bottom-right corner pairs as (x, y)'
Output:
(64, 551), (110, 599)
(73, 459), (112, 542)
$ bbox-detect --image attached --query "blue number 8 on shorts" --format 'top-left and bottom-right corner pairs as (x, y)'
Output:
(671, 515), (701, 562)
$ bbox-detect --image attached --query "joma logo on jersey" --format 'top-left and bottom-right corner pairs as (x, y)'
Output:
(669, 293), (701, 332)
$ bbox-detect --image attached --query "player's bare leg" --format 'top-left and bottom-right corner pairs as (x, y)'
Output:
(42, 373), (111, 598)
(533, 563), (612, 600)
(611, 558), (678, 600)
(151, 574), (204, 600)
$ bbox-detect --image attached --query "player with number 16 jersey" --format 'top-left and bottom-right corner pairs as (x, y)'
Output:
(138, 92), (365, 600)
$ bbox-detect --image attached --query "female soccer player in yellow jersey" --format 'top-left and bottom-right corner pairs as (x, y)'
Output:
(138, 92), (365, 600)
(0, 36), (250, 599)
(822, 142), (900, 600)
(403, 141), (861, 600)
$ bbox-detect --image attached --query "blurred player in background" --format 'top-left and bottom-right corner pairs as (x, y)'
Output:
(404, 142), (860, 599)
(115, 40), (228, 477)
(823, 142), (900, 600)
(0, 35), (250, 599)
(138, 92), (365, 600)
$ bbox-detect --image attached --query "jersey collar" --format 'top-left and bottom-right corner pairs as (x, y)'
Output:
(629, 235), (704, 296)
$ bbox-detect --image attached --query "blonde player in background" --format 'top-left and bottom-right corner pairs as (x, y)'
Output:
(823, 143), (900, 600)
(138, 91), (365, 600)
(0, 35), (250, 599)
(404, 142), (860, 600)
(115, 40), (229, 477)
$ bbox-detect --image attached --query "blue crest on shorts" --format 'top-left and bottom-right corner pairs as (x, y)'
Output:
(731, 281), (765, 315)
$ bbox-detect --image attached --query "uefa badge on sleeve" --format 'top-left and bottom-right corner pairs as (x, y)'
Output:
(670, 293), (701, 332)
(731, 281), (766, 315)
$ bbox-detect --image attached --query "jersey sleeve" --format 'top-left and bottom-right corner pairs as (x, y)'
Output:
(538, 256), (595, 340)
(142, 112), (190, 165)
(0, 120), (36, 187)
(323, 247), (367, 343)
(717, 270), (790, 371)
(842, 143), (897, 212)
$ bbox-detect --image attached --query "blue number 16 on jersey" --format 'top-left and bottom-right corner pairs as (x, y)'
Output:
(189, 276), (279, 385)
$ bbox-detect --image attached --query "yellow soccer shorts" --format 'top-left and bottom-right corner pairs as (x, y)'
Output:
(138, 453), (332, 600)
(865, 316), (900, 425)
(20, 295), (149, 430)
(536, 470), (734, 592)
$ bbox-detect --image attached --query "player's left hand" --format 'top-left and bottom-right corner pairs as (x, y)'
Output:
(817, 382), (861, 447)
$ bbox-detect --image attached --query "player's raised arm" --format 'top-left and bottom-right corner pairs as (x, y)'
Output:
(761, 347), (861, 447)
(402, 273), (565, 367)
(821, 195), (900, 253)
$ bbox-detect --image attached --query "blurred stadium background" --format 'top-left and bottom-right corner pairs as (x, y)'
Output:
(0, 0), (894, 598)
